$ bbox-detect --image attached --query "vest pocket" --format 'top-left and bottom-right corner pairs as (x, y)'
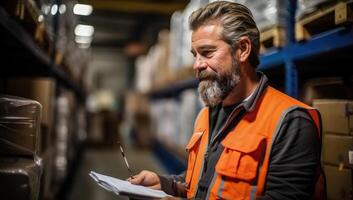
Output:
(216, 133), (266, 181)
(211, 134), (266, 199)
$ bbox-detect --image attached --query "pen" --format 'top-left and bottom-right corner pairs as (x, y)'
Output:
(118, 142), (134, 179)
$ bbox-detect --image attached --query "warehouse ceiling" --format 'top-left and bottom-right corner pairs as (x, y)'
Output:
(79, 0), (189, 51)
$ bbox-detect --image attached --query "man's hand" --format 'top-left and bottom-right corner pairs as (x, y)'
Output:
(128, 170), (161, 190)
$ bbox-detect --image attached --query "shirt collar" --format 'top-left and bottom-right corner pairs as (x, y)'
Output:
(242, 71), (268, 112)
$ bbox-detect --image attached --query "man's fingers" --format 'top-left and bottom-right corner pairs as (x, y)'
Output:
(127, 170), (161, 190)
(129, 173), (144, 184)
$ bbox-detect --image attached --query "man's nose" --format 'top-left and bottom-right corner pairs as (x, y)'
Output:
(193, 56), (207, 71)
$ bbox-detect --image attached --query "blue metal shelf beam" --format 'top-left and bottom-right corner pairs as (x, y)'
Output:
(260, 26), (353, 69)
(288, 26), (353, 61)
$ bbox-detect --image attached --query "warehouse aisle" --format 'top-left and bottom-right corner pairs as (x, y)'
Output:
(68, 146), (167, 200)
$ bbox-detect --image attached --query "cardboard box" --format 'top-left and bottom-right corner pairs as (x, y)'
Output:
(313, 99), (353, 135)
(4, 78), (56, 127)
(301, 77), (353, 105)
(4, 78), (56, 153)
(0, 157), (43, 200)
(324, 164), (353, 200)
(0, 95), (41, 156)
(323, 133), (353, 167)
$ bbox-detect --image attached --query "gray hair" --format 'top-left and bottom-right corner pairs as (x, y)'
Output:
(189, 1), (260, 67)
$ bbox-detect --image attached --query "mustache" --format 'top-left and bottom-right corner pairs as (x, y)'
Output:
(196, 70), (218, 81)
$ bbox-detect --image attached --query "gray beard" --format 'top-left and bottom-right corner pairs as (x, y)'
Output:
(198, 62), (240, 107)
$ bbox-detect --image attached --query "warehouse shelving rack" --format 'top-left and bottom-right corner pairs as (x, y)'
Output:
(150, 1), (353, 99)
(0, 4), (86, 200)
(0, 6), (86, 102)
(149, 0), (353, 173)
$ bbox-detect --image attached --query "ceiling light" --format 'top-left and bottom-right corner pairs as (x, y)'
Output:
(75, 36), (93, 44)
(42, 5), (50, 15)
(37, 15), (44, 22)
(59, 4), (66, 14)
(74, 24), (95, 37)
(51, 4), (58, 15)
(73, 4), (93, 16)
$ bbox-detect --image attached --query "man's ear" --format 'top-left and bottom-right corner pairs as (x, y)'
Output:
(235, 36), (251, 63)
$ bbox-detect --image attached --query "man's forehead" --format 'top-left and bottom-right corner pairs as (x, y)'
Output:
(194, 24), (221, 35)
(192, 24), (222, 42)
(202, 24), (219, 33)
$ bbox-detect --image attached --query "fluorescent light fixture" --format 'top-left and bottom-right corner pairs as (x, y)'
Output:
(73, 4), (93, 16)
(75, 36), (93, 44)
(51, 4), (58, 15)
(59, 4), (66, 14)
(42, 5), (51, 15)
(37, 15), (44, 22)
(75, 35), (93, 48)
(74, 24), (95, 37)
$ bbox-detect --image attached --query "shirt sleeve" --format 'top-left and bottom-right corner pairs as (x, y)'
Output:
(258, 109), (321, 200)
(158, 171), (187, 197)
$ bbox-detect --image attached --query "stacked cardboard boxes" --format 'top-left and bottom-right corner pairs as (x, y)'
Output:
(1, 78), (56, 199)
(0, 157), (43, 200)
(3, 78), (56, 152)
(313, 99), (353, 200)
(0, 95), (43, 200)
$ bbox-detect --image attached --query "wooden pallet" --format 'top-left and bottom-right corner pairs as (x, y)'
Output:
(260, 26), (285, 53)
(296, 1), (353, 41)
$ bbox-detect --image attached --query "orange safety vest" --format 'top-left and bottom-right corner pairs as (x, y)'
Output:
(185, 86), (323, 200)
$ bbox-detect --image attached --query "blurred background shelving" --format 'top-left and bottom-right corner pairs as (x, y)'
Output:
(0, 0), (352, 200)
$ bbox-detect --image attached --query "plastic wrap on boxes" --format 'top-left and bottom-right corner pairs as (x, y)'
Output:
(169, 11), (184, 70)
(209, 0), (286, 31)
(150, 100), (179, 145)
(0, 156), (43, 200)
(178, 89), (200, 147)
(152, 30), (171, 88)
(0, 95), (42, 157)
(297, 0), (335, 19)
(246, 0), (286, 30)
(180, 0), (203, 68)
(135, 55), (153, 92)
(169, 0), (209, 70)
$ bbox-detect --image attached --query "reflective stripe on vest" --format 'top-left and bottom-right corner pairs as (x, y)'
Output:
(185, 86), (322, 200)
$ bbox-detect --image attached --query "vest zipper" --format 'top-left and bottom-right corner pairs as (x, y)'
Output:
(210, 107), (243, 145)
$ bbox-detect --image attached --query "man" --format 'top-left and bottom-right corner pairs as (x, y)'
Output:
(130, 1), (325, 199)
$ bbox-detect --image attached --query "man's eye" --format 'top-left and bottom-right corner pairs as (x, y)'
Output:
(202, 51), (213, 57)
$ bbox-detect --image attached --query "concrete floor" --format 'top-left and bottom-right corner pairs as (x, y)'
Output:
(68, 146), (167, 200)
